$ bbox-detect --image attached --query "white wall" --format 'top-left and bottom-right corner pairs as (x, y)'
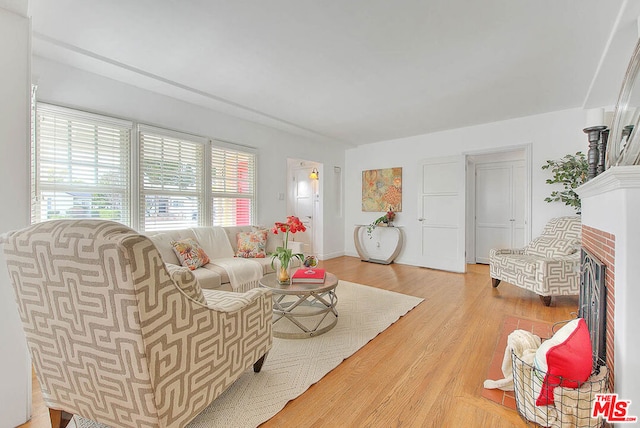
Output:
(345, 108), (586, 266)
(579, 165), (640, 416)
(0, 3), (32, 426)
(33, 56), (347, 259)
(577, 167), (640, 410)
(33, 56), (594, 268)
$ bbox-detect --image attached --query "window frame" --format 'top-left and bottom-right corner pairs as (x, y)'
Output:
(32, 103), (133, 225)
(210, 139), (257, 227)
(136, 124), (208, 231)
(31, 103), (258, 230)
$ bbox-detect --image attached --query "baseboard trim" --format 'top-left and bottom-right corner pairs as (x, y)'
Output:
(318, 250), (345, 260)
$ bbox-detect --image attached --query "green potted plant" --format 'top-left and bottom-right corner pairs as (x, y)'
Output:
(541, 152), (588, 213)
(366, 209), (396, 238)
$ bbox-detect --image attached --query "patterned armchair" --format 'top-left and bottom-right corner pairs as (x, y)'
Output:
(1, 220), (272, 428)
(489, 216), (581, 306)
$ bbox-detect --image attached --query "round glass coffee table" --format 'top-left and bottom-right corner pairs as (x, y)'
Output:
(259, 272), (339, 339)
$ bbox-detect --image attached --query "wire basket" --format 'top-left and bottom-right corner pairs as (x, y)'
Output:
(512, 351), (609, 428)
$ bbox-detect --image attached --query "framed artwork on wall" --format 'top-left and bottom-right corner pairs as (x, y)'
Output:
(361, 167), (402, 212)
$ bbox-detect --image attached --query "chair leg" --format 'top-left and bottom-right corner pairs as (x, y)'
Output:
(49, 409), (73, 428)
(491, 278), (501, 288)
(539, 295), (552, 306)
(253, 353), (267, 373)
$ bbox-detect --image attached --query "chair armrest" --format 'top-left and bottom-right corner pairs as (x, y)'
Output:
(534, 252), (581, 293)
(554, 252), (581, 262)
(490, 248), (525, 257)
(165, 263), (207, 304)
(203, 288), (272, 313)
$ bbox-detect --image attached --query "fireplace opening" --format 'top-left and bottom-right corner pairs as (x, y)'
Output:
(580, 248), (606, 372)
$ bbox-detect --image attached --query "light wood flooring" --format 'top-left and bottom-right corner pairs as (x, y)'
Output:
(19, 256), (579, 428)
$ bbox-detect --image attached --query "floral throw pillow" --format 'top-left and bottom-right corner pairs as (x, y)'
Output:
(236, 229), (268, 258)
(170, 238), (210, 270)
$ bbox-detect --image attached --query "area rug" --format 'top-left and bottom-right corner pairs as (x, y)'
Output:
(482, 316), (553, 410)
(71, 280), (423, 428)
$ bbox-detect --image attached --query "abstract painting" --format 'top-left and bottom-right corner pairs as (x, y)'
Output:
(361, 167), (402, 212)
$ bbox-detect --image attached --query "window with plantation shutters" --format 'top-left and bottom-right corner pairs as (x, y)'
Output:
(211, 144), (256, 226)
(139, 126), (205, 231)
(31, 104), (258, 230)
(33, 104), (132, 225)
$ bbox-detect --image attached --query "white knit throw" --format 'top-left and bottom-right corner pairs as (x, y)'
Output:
(211, 258), (263, 292)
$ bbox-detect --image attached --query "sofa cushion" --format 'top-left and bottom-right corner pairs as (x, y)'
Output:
(236, 229), (268, 258)
(524, 236), (578, 258)
(191, 227), (235, 259)
(147, 232), (181, 265)
(191, 264), (224, 290)
(170, 238), (210, 270)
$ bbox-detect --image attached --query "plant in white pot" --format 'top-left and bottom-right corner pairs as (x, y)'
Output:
(366, 209), (396, 238)
(542, 152), (588, 213)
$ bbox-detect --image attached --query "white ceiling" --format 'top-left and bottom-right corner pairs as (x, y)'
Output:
(29, 0), (635, 146)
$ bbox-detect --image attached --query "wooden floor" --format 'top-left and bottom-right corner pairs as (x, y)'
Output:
(19, 256), (579, 428)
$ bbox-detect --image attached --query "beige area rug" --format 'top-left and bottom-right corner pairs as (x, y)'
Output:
(72, 280), (423, 428)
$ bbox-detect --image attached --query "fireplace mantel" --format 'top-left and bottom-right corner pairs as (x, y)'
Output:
(576, 165), (640, 410)
(577, 165), (640, 198)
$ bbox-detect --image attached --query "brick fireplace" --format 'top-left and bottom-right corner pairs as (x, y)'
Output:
(576, 165), (640, 409)
(581, 225), (615, 389)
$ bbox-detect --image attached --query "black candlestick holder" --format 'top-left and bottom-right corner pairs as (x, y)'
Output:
(583, 126), (607, 180)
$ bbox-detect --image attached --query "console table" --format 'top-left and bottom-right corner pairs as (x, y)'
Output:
(353, 225), (403, 265)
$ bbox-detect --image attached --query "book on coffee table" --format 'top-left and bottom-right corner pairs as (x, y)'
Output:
(292, 268), (326, 283)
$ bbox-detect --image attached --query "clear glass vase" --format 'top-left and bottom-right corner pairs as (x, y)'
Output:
(277, 263), (291, 285)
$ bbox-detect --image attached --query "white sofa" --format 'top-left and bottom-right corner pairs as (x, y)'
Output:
(145, 226), (303, 292)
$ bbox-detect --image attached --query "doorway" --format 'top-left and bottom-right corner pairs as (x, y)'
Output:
(287, 159), (322, 257)
(465, 147), (531, 264)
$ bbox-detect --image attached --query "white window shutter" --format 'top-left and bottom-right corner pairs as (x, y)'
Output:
(138, 126), (205, 231)
(211, 144), (256, 226)
(33, 104), (132, 225)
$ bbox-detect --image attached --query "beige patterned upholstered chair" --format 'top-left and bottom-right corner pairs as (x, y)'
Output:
(1, 220), (272, 428)
(489, 216), (581, 306)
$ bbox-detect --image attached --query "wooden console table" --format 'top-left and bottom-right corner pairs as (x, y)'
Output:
(353, 225), (403, 265)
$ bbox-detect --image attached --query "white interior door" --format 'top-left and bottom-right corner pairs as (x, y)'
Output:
(418, 156), (466, 273)
(475, 161), (524, 263)
(292, 166), (314, 254)
(512, 163), (526, 248)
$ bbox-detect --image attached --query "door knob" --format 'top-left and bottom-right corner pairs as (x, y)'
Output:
(418, 218), (425, 222)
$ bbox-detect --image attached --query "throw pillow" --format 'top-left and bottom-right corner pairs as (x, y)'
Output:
(236, 229), (268, 258)
(533, 318), (592, 406)
(170, 238), (210, 270)
(524, 236), (578, 258)
(165, 263), (207, 304)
